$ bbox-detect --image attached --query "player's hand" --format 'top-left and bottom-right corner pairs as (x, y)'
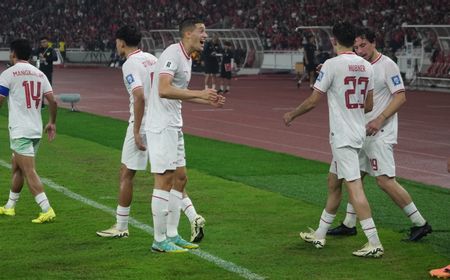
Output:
(283, 112), (294, 126)
(210, 94), (226, 108)
(366, 117), (383, 136)
(200, 88), (218, 102)
(44, 123), (56, 141)
(134, 133), (147, 151)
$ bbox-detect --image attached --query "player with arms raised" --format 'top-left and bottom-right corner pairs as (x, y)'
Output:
(284, 22), (384, 257)
(0, 39), (58, 224)
(146, 18), (225, 253)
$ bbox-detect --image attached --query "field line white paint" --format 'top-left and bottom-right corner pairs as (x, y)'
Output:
(0, 159), (265, 280)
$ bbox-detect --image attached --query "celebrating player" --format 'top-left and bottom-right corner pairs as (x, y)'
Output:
(146, 18), (225, 253)
(327, 27), (432, 241)
(0, 39), (58, 223)
(284, 22), (384, 257)
(96, 25), (157, 238)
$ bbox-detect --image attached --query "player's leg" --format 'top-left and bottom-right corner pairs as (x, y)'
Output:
(333, 146), (383, 257)
(11, 139), (55, 223)
(0, 156), (24, 216)
(97, 127), (147, 237)
(147, 129), (187, 253)
(370, 141), (431, 240)
(300, 171), (342, 248)
(204, 73), (210, 89)
(224, 72), (231, 93)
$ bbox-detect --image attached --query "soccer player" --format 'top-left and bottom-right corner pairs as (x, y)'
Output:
(327, 27), (432, 241)
(96, 25), (157, 238)
(0, 39), (57, 223)
(146, 18), (225, 253)
(284, 22), (384, 258)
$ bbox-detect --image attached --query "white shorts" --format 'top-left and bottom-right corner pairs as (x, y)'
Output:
(329, 145), (361, 181)
(121, 124), (149, 171)
(359, 138), (396, 177)
(146, 128), (186, 173)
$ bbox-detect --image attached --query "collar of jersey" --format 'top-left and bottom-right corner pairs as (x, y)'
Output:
(127, 49), (141, 58)
(371, 53), (382, 65)
(179, 42), (191, 60)
(337, 51), (356, 55)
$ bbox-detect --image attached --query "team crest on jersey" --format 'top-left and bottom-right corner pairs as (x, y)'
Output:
(391, 75), (401, 86)
(317, 71), (324, 82)
(126, 74), (134, 85)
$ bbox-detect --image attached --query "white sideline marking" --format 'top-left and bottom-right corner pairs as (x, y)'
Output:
(0, 160), (265, 280)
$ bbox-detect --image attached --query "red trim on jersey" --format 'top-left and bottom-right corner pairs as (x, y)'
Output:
(127, 49), (141, 58)
(131, 86), (143, 93)
(160, 72), (174, 77)
(43, 91), (53, 96)
(338, 51), (356, 55)
(391, 89), (405, 95)
(371, 53), (382, 65)
(179, 42), (191, 60)
(313, 86), (326, 94)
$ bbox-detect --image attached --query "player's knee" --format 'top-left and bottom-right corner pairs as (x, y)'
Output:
(376, 175), (395, 191)
(176, 173), (188, 187)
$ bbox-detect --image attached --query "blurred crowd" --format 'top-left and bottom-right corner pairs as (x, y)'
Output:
(0, 0), (448, 52)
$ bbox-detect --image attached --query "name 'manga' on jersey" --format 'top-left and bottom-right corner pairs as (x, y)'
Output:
(145, 42), (192, 133)
(122, 49), (157, 132)
(314, 52), (374, 149)
(0, 61), (52, 139)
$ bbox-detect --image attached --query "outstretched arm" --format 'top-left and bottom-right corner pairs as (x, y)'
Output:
(159, 74), (217, 102)
(283, 90), (322, 126)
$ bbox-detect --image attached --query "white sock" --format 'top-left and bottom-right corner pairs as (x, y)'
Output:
(360, 218), (381, 246)
(166, 189), (183, 238)
(343, 203), (357, 228)
(151, 189), (169, 242)
(116, 205), (130, 231)
(403, 202), (426, 227)
(5, 191), (20, 209)
(315, 209), (336, 239)
(212, 84), (216, 90)
(181, 196), (197, 223)
(35, 192), (51, 212)
(220, 85), (224, 91)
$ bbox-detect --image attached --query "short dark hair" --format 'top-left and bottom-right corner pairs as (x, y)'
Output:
(332, 21), (356, 48)
(355, 27), (376, 44)
(39, 36), (49, 41)
(10, 39), (32, 60)
(115, 25), (141, 47)
(179, 18), (204, 37)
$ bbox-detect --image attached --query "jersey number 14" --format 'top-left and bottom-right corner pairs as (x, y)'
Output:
(22, 81), (41, 109)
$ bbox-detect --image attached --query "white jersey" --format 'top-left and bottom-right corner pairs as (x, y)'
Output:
(145, 42), (192, 133)
(121, 49), (157, 132)
(0, 61), (52, 139)
(314, 52), (374, 148)
(366, 54), (404, 144)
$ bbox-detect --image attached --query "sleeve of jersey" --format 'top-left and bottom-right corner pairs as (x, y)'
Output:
(368, 64), (375, 92)
(123, 63), (143, 92)
(385, 61), (405, 95)
(0, 74), (10, 97)
(313, 61), (331, 94)
(159, 53), (178, 77)
(42, 75), (53, 95)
